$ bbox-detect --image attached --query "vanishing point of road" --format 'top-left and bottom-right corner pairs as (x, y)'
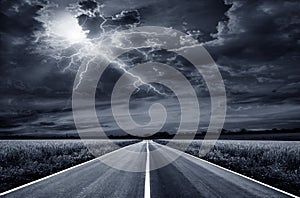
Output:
(0, 141), (295, 198)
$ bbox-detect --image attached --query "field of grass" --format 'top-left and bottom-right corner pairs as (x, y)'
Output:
(0, 139), (138, 193)
(156, 140), (300, 196)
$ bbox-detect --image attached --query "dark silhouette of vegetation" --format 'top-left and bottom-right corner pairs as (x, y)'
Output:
(0, 128), (300, 140)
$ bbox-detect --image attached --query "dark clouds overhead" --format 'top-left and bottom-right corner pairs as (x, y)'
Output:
(0, 0), (299, 136)
(204, 0), (300, 105)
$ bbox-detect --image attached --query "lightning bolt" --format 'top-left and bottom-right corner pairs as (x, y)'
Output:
(33, 2), (200, 97)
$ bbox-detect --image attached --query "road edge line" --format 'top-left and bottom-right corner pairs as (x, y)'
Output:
(153, 141), (298, 198)
(0, 141), (141, 196)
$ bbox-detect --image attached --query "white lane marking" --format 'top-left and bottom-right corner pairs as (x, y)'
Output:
(144, 140), (151, 198)
(153, 141), (298, 198)
(0, 141), (142, 196)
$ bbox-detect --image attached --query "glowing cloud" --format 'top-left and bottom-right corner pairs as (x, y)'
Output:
(49, 13), (88, 44)
(33, 6), (167, 95)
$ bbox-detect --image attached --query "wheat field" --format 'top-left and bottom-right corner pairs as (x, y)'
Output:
(0, 139), (138, 193)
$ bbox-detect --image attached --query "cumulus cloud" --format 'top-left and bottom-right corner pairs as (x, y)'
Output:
(204, 0), (300, 107)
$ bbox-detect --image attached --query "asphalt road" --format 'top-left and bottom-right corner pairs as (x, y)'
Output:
(1, 141), (294, 198)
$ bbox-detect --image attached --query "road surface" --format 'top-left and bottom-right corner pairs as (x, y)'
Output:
(1, 141), (294, 198)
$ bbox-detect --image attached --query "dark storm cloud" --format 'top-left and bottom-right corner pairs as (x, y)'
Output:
(201, 0), (300, 129)
(0, 0), (75, 98)
(0, 0), (299, 136)
(0, 0), (148, 135)
(0, 1), (43, 76)
(102, 0), (230, 41)
(0, 0), (76, 135)
(208, 0), (300, 59)
(204, 0), (300, 105)
(0, 1), (43, 36)
(77, 9), (141, 38)
(79, 0), (98, 11)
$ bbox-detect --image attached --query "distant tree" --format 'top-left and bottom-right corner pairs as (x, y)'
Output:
(221, 128), (228, 134)
(240, 128), (247, 133)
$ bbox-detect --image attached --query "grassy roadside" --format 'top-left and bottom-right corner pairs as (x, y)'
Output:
(156, 140), (300, 196)
(0, 139), (139, 193)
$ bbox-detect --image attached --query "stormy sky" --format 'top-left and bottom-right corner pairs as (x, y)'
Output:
(0, 0), (299, 137)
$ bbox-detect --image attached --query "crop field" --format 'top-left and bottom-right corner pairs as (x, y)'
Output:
(156, 140), (300, 196)
(0, 139), (139, 193)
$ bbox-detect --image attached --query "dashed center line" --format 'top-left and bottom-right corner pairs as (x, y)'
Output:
(144, 140), (151, 198)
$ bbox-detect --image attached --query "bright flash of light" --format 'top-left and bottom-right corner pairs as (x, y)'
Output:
(48, 12), (88, 44)
(34, 6), (176, 96)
